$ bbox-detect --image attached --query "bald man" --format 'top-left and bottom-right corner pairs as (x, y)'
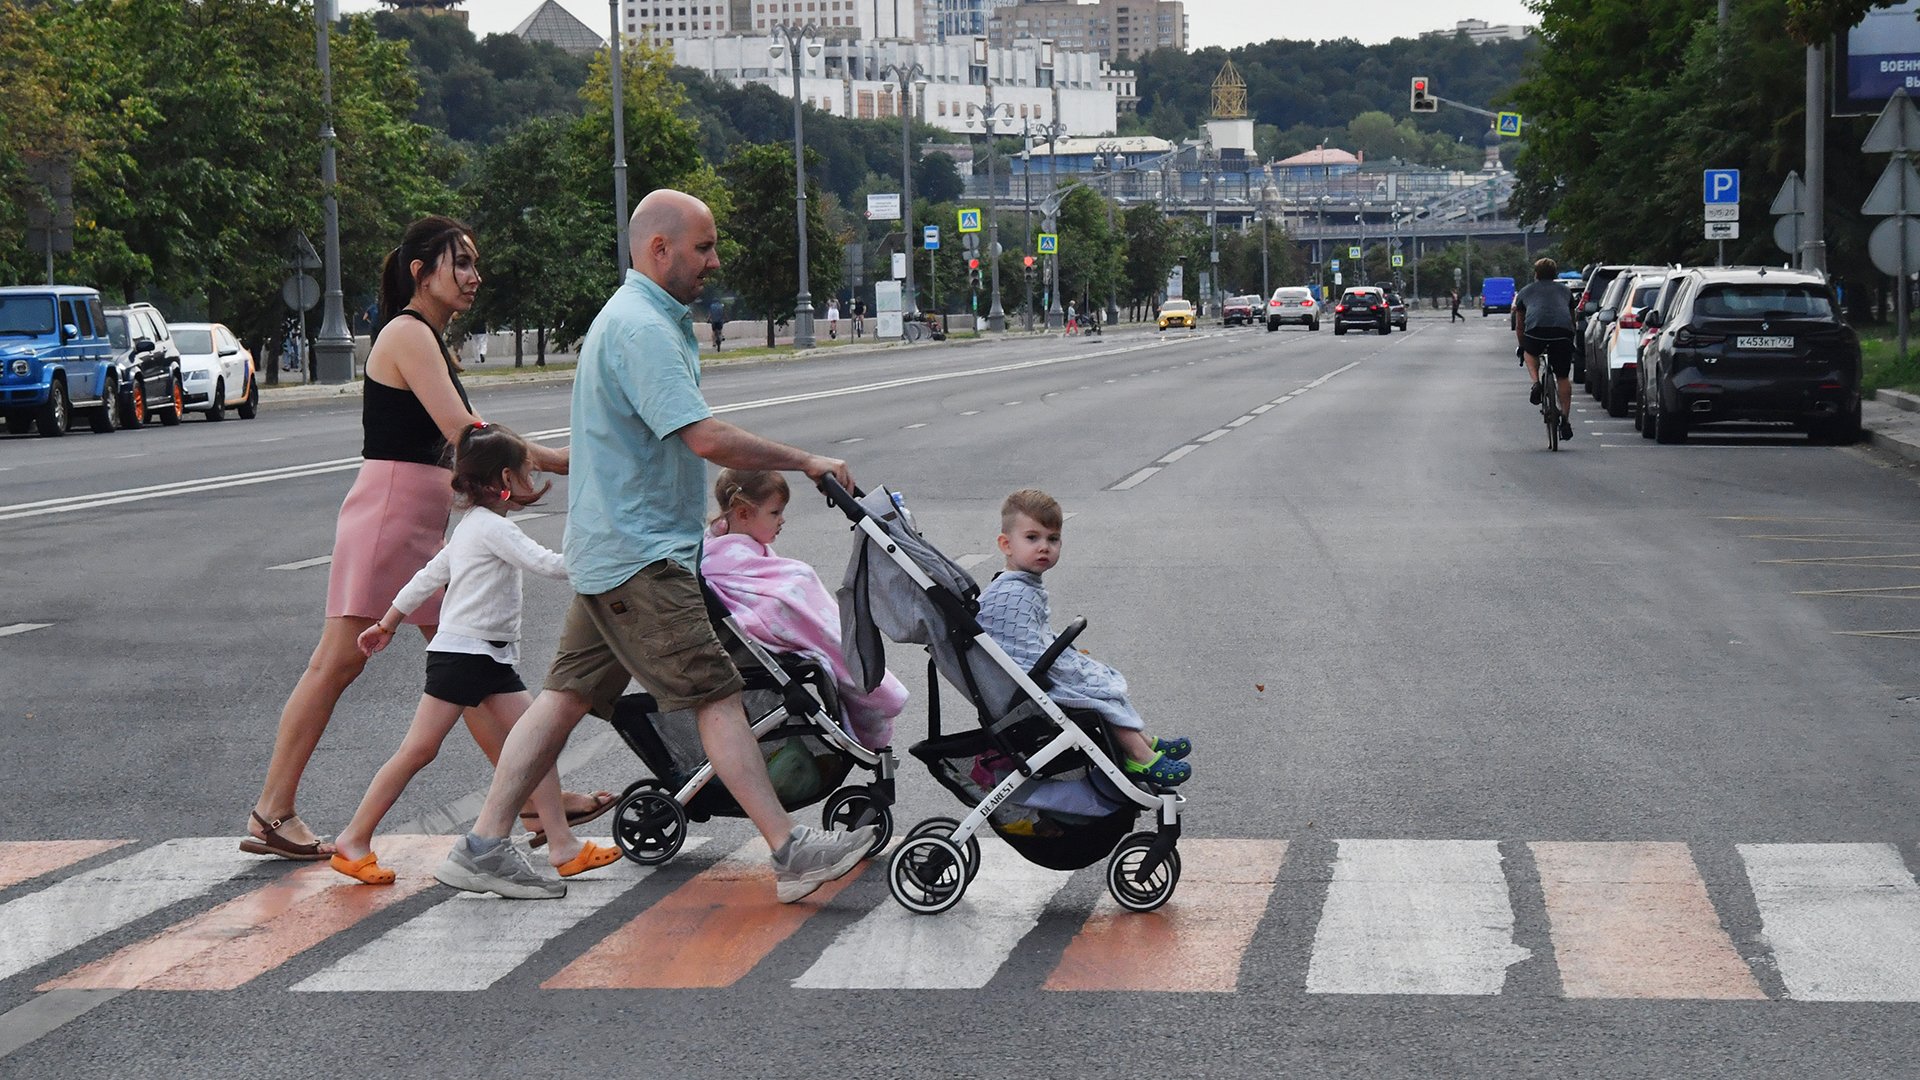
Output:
(436, 190), (874, 902)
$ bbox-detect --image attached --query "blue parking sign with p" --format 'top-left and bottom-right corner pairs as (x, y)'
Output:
(1703, 169), (1740, 204)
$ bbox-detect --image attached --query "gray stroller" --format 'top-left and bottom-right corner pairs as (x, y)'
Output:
(824, 478), (1184, 914)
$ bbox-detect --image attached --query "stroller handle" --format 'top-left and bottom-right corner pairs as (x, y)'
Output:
(816, 473), (868, 521)
(1027, 616), (1088, 691)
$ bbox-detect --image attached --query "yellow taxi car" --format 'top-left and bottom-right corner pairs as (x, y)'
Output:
(1157, 299), (1196, 331)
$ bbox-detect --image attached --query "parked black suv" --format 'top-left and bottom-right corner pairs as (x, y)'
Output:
(1333, 287), (1391, 335)
(104, 304), (185, 427)
(1638, 268), (1860, 444)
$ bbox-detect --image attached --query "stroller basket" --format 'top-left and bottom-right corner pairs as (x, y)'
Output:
(909, 703), (1135, 871)
(611, 657), (854, 821)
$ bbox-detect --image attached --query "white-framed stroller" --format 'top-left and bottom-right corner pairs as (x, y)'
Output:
(824, 477), (1184, 914)
(604, 580), (897, 866)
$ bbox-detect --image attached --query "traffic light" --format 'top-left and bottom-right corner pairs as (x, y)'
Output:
(1410, 76), (1436, 113)
(968, 257), (980, 271)
(1023, 255), (1036, 268)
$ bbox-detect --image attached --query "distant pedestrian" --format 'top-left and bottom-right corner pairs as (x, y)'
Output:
(826, 299), (840, 340)
(1450, 290), (1464, 322)
(851, 299), (865, 339)
(708, 298), (725, 350)
(242, 215), (597, 862)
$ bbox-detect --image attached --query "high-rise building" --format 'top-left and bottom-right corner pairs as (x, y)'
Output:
(626, 0), (914, 48)
(987, 0), (1185, 61)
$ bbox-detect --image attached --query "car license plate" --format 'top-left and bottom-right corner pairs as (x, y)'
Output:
(1736, 335), (1794, 350)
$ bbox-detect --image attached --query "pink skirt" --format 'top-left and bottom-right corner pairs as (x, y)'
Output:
(325, 459), (454, 625)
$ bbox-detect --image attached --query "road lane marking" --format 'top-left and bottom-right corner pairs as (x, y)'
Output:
(0, 841), (131, 892)
(794, 836), (1073, 989)
(903, 423), (928, 429)
(4, 343), (1194, 523)
(0, 623), (52, 638)
(1306, 839), (1528, 995)
(1740, 843), (1920, 1001)
(1531, 841), (1763, 1000)
(41, 835), (453, 991)
(543, 839), (869, 989)
(1197, 429), (1232, 443)
(1794, 585), (1920, 598)
(961, 410), (981, 416)
(0, 839), (255, 982)
(1157, 445), (1200, 464)
(294, 839), (708, 992)
(1227, 415), (1257, 428)
(266, 556), (332, 571)
(1110, 467), (1160, 490)
(1045, 840), (1287, 992)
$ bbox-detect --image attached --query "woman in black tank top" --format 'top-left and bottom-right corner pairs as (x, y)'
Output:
(243, 216), (586, 860)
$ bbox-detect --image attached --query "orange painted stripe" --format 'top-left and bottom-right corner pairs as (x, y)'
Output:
(0, 840), (132, 891)
(1045, 839), (1288, 992)
(543, 842), (871, 990)
(1531, 841), (1764, 1000)
(41, 835), (453, 992)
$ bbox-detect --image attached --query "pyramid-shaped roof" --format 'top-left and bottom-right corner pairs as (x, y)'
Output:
(511, 0), (604, 55)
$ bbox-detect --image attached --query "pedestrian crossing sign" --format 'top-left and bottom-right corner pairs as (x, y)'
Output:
(1496, 111), (1523, 137)
(1348, 246), (1361, 259)
(958, 208), (983, 233)
(1037, 232), (1058, 254)
(1392, 254), (1404, 267)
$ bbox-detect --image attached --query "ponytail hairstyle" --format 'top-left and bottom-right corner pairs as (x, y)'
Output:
(710, 468), (790, 533)
(378, 215), (477, 332)
(449, 422), (549, 511)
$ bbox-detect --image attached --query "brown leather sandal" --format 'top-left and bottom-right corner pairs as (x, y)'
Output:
(520, 791), (616, 849)
(238, 811), (333, 861)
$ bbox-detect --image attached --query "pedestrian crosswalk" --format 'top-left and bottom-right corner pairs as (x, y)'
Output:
(7, 835), (1920, 1000)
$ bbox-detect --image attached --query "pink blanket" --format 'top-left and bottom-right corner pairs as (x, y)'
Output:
(702, 531), (906, 748)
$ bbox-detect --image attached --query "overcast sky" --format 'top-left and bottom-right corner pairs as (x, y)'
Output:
(343, 0), (1540, 50)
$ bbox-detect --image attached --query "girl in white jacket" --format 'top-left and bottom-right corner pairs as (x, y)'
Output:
(331, 422), (620, 885)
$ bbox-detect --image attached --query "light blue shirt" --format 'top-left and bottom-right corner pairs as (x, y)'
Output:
(564, 270), (713, 594)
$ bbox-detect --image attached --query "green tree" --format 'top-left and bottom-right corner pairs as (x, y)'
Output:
(1121, 203), (1180, 315)
(717, 142), (843, 347)
(1056, 186), (1119, 320)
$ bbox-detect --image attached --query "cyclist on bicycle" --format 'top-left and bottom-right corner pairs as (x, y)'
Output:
(1515, 258), (1577, 443)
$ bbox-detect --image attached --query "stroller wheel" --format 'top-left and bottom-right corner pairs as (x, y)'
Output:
(1106, 832), (1181, 913)
(905, 816), (981, 884)
(612, 783), (687, 866)
(821, 786), (894, 860)
(888, 835), (969, 914)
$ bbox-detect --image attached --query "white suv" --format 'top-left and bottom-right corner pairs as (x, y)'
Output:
(1267, 287), (1320, 332)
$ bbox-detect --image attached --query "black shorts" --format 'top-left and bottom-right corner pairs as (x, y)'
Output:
(1521, 331), (1575, 377)
(424, 650), (527, 707)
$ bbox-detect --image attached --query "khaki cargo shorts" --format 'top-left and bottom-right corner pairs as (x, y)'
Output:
(544, 559), (744, 717)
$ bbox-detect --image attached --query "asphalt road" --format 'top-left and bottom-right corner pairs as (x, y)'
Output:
(4, 315), (1920, 1077)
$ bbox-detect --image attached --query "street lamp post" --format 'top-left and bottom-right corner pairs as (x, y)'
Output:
(1093, 140), (1121, 326)
(311, 0), (354, 384)
(1316, 195), (1330, 294)
(1203, 156), (1219, 317)
(882, 62), (929, 318)
(1022, 125), (1034, 331)
(608, 0), (629, 273)
(1259, 208), (1270, 301)
(966, 97), (1015, 331)
(1045, 119), (1066, 330)
(770, 23), (821, 349)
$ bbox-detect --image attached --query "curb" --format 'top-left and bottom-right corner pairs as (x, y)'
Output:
(1872, 388), (1920, 414)
(1863, 425), (1920, 465)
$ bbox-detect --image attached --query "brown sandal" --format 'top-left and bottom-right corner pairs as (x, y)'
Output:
(521, 791), (616, 849)
(239, 811), (334, 861)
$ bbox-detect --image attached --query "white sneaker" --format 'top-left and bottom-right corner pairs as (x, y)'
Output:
(434, 836), (565, 899)
(771, 824), (876, 903)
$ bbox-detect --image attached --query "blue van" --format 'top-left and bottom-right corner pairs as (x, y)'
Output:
(0, 285), (117, 436)
(1481, 277), (1516, 317)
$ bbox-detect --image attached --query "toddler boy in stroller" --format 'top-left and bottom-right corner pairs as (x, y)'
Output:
(828, 478), (1187, 915)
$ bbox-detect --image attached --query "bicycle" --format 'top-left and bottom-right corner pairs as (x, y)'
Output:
(1530, 344), (1562, 451)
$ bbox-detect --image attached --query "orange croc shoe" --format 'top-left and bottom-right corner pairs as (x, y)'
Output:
(554, 841), (621, 878)
(330, 850), (396, 885)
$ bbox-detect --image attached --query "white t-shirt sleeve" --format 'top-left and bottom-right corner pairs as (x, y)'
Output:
(481, 513), (568, 580)
(392, 545), (453, 615)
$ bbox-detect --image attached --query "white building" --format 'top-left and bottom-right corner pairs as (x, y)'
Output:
(627, 0), (915, 48)
(673, 34), (1119, 136)
(1420, 18), (1532, 43)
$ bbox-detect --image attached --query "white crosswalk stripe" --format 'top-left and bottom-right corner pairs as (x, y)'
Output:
(0, 839), (253, 982)
(793, 836), (1073, 989)
(291, 840), (707, 993)
(1740, 842), (1920, 1001)
(1306, 839), (1530, 995)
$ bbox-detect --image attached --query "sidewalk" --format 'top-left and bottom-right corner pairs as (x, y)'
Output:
(1865, 388), (1920, 464)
